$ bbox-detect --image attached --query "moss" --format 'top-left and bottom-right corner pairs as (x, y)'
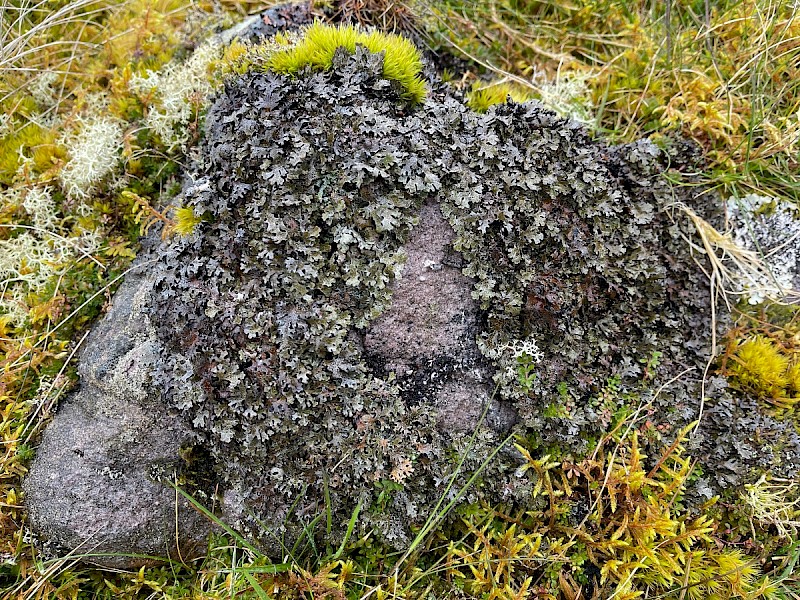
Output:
(0, 122), (62, 184)
(733, 337), (789, 395)
(0, 94), (39, 126)
(173, 205), (205, 236)
(787, 363), (800, 396)
(466, 81), (532, 112)
(101, 0), (188, 70)
(727, 336), (800, 408)
(448, 428), (779, 599)
(268, 21), (427, 104)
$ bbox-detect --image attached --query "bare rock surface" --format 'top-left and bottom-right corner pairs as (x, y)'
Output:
(364, 201), (477, 374)
(23, 257), (211, 568)
(364, 201), (515, 433)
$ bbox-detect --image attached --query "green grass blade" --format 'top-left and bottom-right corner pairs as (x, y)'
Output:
(171, 483), (261, 555)
(330, 500), (362, 562)
(242, 569), (273, 600)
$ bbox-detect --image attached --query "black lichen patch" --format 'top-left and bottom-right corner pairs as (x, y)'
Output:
(148, 43), (799, 551)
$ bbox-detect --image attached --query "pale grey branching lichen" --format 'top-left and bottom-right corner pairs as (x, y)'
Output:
(535, 71), (594, 125)
(727, 193), (800, 304)
(59, 115), (124, 200)
(0, 186), (100, 325)
(130, 41), (221, 150)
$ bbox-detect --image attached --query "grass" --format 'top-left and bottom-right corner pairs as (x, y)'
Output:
(422, 0), (800, 203)
(1, 0), (800, 598)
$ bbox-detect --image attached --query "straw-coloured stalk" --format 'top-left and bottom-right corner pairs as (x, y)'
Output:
(671, 201), (800, 308)
(743, 474), (800, 539)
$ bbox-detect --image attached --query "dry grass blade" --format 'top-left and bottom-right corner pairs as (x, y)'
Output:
(0, 0), (114, 73)
(743, 475), (800, 539)
(670, 201), (800, 308)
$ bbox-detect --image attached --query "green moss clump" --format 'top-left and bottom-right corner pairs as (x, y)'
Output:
(466, 81), (532, 112)
(268, 21), (427, 104)
(0, 122), (63, 184)
(727, 336), (800, 409)
(172, 205), (205, 236)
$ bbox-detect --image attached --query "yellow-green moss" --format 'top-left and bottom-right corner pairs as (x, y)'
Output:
(466, 81), (533, 113)
(787, 362), (800, 396)
(0, 122), (63, 184)
(727, 336), (800, 407)
(173, 205), (204, 236)
(268, 21), (427, 104)
(448, 427), (778, 599)
(0, 94), (39, 120)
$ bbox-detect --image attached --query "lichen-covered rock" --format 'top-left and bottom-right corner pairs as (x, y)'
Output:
(147, 43), (799, 547)
(25, 34), (800, 565)
(23, 255), (211, 568)
(148, 48), (510, 549)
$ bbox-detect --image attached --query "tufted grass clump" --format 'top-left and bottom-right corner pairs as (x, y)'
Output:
(269, 21), (427, 104)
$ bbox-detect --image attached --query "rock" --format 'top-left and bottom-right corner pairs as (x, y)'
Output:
(24, 27), (800, 567)
(23, 256), (211, 568)
(217, 2), (313, 45)
(363, 200), (515, 434)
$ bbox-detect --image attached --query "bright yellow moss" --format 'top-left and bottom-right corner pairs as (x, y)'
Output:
(785, 362), (800, 405)
(268, 21), (427, 104)
(173, 205), (204, 236)
(729, 336), (789, 399)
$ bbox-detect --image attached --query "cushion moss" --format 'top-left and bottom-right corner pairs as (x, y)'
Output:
(268, 21), (427, 104)
(727, 335), (800, 408)
(466, 81), (532, 113)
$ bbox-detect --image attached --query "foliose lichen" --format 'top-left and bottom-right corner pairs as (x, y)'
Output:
(147, 35), (800, 550)
(727, 193), (800, 304)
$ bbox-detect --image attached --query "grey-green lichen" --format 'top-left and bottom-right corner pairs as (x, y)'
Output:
(148, 43), (800, 549)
